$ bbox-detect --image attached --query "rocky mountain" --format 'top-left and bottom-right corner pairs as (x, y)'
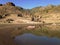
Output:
(0, 2), (60, 24)
(30, 5), (60, 24)
(0, 2), (32, 24)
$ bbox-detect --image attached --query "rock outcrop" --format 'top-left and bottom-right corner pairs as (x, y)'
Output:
(4, 2), (15, 6)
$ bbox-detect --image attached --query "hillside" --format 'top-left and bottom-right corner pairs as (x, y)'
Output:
(0, 2), (32, 24)
(0, 2), (60, 24)
(30, 5), (60, 24)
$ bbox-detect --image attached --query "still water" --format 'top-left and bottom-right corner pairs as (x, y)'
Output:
(14, 33), (60, 45)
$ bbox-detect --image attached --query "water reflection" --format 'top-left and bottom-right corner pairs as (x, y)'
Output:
(14, 33), (60, 45)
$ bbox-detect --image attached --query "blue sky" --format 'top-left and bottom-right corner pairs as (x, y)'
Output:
(0, 0), (60, 9)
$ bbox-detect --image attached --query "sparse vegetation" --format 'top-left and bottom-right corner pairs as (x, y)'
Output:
(0, 15), (2, 19)
(6, 19), (14, 23)
(0, 2), (60, 23)
(17, 14), (23, 17)
(1, 2), (60, 45)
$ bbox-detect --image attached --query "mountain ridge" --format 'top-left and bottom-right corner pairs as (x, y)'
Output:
(0, 2), (60, 24)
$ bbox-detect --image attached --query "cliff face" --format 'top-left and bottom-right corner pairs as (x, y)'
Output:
(0, 2), (60, 24)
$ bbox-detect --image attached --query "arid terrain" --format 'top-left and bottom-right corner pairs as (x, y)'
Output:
(0, 2), (60, 24)
(1, 2), (60, 45)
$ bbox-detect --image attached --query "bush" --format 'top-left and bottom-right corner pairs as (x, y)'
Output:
(31, 17), (34, 21)
(0, 4), (2, 6)
(0, 15), (2, 19)
(6, 19), (14, 23)
(17, 14), (23, 17)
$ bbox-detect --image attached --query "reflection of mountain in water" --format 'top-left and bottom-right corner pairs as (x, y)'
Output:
(14, 33), (60, 45)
